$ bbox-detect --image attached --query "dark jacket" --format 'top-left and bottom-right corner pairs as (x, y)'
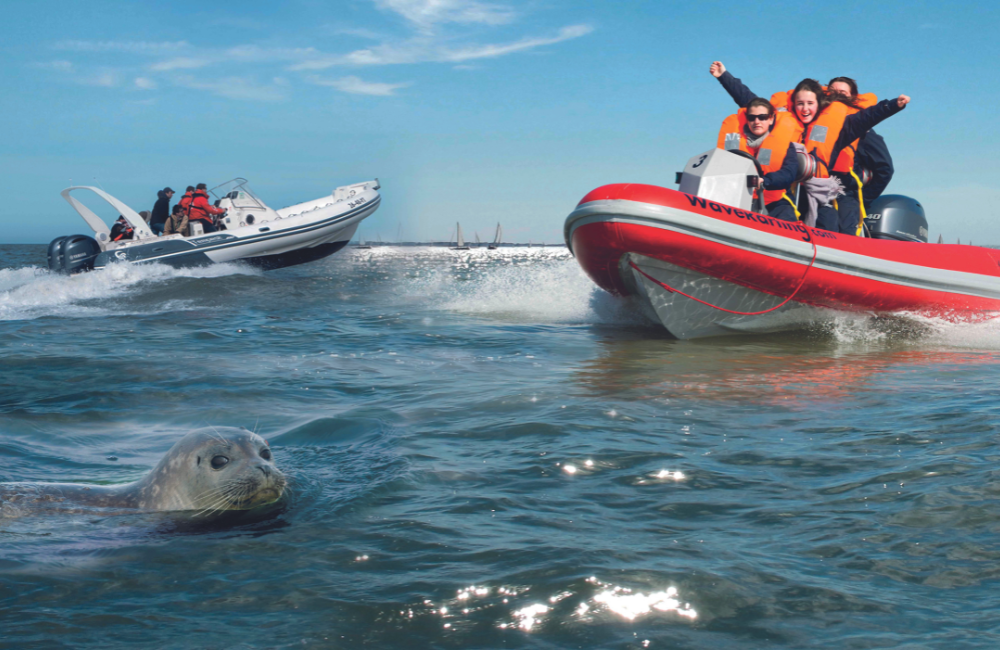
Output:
(151, 191), (171, 227)
(762, 142), (799, 193)
(109, 218), (134, 241)
(717, 71), (904, 175)
(855, 130), (894, 203)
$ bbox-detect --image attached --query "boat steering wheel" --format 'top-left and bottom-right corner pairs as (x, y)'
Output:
(726, 149), (766, 177)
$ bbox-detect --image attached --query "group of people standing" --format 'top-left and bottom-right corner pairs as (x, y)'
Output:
(111, 183), (227, 241)
(709, 61), (903, 235)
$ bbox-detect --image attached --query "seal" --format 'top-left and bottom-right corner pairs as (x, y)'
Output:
(0, 427), (286, 517)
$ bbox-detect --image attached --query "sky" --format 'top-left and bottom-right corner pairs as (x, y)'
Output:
(3, 0), (1000, 244)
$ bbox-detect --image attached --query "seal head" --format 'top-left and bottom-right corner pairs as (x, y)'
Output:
(130, 427), (286, 514)
(0, 427), (286, 517)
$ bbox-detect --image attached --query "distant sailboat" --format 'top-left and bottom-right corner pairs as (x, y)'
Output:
(355, 234), (372, 249)
(487, 223), (502, 250)
(474, 232), (481, 247)
(452, 222), (470, 250)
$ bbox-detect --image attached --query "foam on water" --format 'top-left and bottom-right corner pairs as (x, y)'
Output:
(0, 261), (258, 322)
(350, 246), (650, 326)
(818, 310), (1000, 350)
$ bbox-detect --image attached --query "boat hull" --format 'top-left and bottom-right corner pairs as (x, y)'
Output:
(565, 184), (1000, 338)
(94, 190), (380, 271)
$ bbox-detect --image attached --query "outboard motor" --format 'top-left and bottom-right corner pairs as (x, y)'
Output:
(47, 234), (102, 274)
(864, 195), (928, 243)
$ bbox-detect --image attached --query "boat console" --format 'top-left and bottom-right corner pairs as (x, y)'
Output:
(678, 149), (927, 242)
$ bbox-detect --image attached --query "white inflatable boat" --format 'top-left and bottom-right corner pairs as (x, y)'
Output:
(48, 178), (381, 273)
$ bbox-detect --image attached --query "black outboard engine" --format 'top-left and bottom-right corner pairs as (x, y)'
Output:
(47, 234), (102, 274)
(864, 195), (928, 243)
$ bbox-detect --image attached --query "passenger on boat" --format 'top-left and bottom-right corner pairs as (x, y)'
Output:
(162, 204), (189, 237)
(827, 77), (895, 206)
(187, 183), (225, 234)
(150, 187), (174, 235)
(709, 62), (909, 233)
(716, 98), (800, 222)
(109, 215), (134, 242)
(821, 77), (894, 234)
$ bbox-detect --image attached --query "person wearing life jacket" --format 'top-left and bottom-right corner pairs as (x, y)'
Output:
(178, 185), (195, 218)
(109, 215), (134, 242)
(187, 183), (226, 234)
(822, 77), (887, 234)
(162, 204), (189, 237)
(828, 77), (895, 230)
(716, 98), (800, 222)
(709, 61), (909, 233)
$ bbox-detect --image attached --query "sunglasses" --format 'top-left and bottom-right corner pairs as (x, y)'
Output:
(746, 113), (773, 122)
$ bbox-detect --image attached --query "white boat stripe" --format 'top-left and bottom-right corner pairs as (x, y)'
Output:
(566, 199), (1000, 300)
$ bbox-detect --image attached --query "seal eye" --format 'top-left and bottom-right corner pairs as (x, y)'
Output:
(260, 448), (272, 460)
(210, 455), (230, 470)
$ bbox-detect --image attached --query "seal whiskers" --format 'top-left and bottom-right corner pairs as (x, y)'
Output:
(1, 427), (286, 516)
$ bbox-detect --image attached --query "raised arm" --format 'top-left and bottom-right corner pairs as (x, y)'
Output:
(840, 96), (909, 144)
(710, 61), (761, 108)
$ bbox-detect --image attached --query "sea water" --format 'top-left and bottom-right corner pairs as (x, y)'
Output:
(2, 243), (1000, 649)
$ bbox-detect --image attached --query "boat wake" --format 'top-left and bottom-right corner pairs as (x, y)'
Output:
(352, 246), (651, 326)
(780, 308), (1000, 350)
(0, 262), (259, 322)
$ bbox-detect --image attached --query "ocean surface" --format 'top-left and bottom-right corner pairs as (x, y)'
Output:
(2, 243), (1000, 649)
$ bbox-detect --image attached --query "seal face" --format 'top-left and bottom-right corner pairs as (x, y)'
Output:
(0, 427), (286, 517)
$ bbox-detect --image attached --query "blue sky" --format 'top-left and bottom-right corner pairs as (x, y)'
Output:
(3, 0), (998, 244)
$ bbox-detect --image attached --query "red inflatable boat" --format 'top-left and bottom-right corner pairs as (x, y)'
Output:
(565, 181), (1000, 339)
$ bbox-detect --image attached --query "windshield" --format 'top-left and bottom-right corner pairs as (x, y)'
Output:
(209, 178), (268, 212)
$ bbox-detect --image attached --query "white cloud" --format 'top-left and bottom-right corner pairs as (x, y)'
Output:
(150, 57), (213, 72)
(55, 40), (189, 53)
(224, 45), (321, 61)
(289, 23), (593, 69)
(173, 74), (288, 102)
(331, 26), (386, 40)
(134, 77), (156, 90)
(33, 60), (75, 72)
(375, 0), (515, 30)
(79, 70), (120, 87)
(307, 74), (410, 96)
(439, 24), (593, 61)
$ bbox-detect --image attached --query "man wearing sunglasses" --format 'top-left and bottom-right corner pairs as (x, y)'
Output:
(716, 97), (800, 222)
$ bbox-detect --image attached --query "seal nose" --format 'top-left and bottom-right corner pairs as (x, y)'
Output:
(257, 464), (271, 477)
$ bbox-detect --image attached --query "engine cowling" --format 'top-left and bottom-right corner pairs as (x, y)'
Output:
(864, 195), (928, 243)
(47, 234), (102, 274)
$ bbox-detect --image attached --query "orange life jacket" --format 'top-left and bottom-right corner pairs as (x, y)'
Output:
(179, 191), (194, 216)
(771, 88), (878, 175)
(771, 86), (878, 233)
(716, 109), (800, 206)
